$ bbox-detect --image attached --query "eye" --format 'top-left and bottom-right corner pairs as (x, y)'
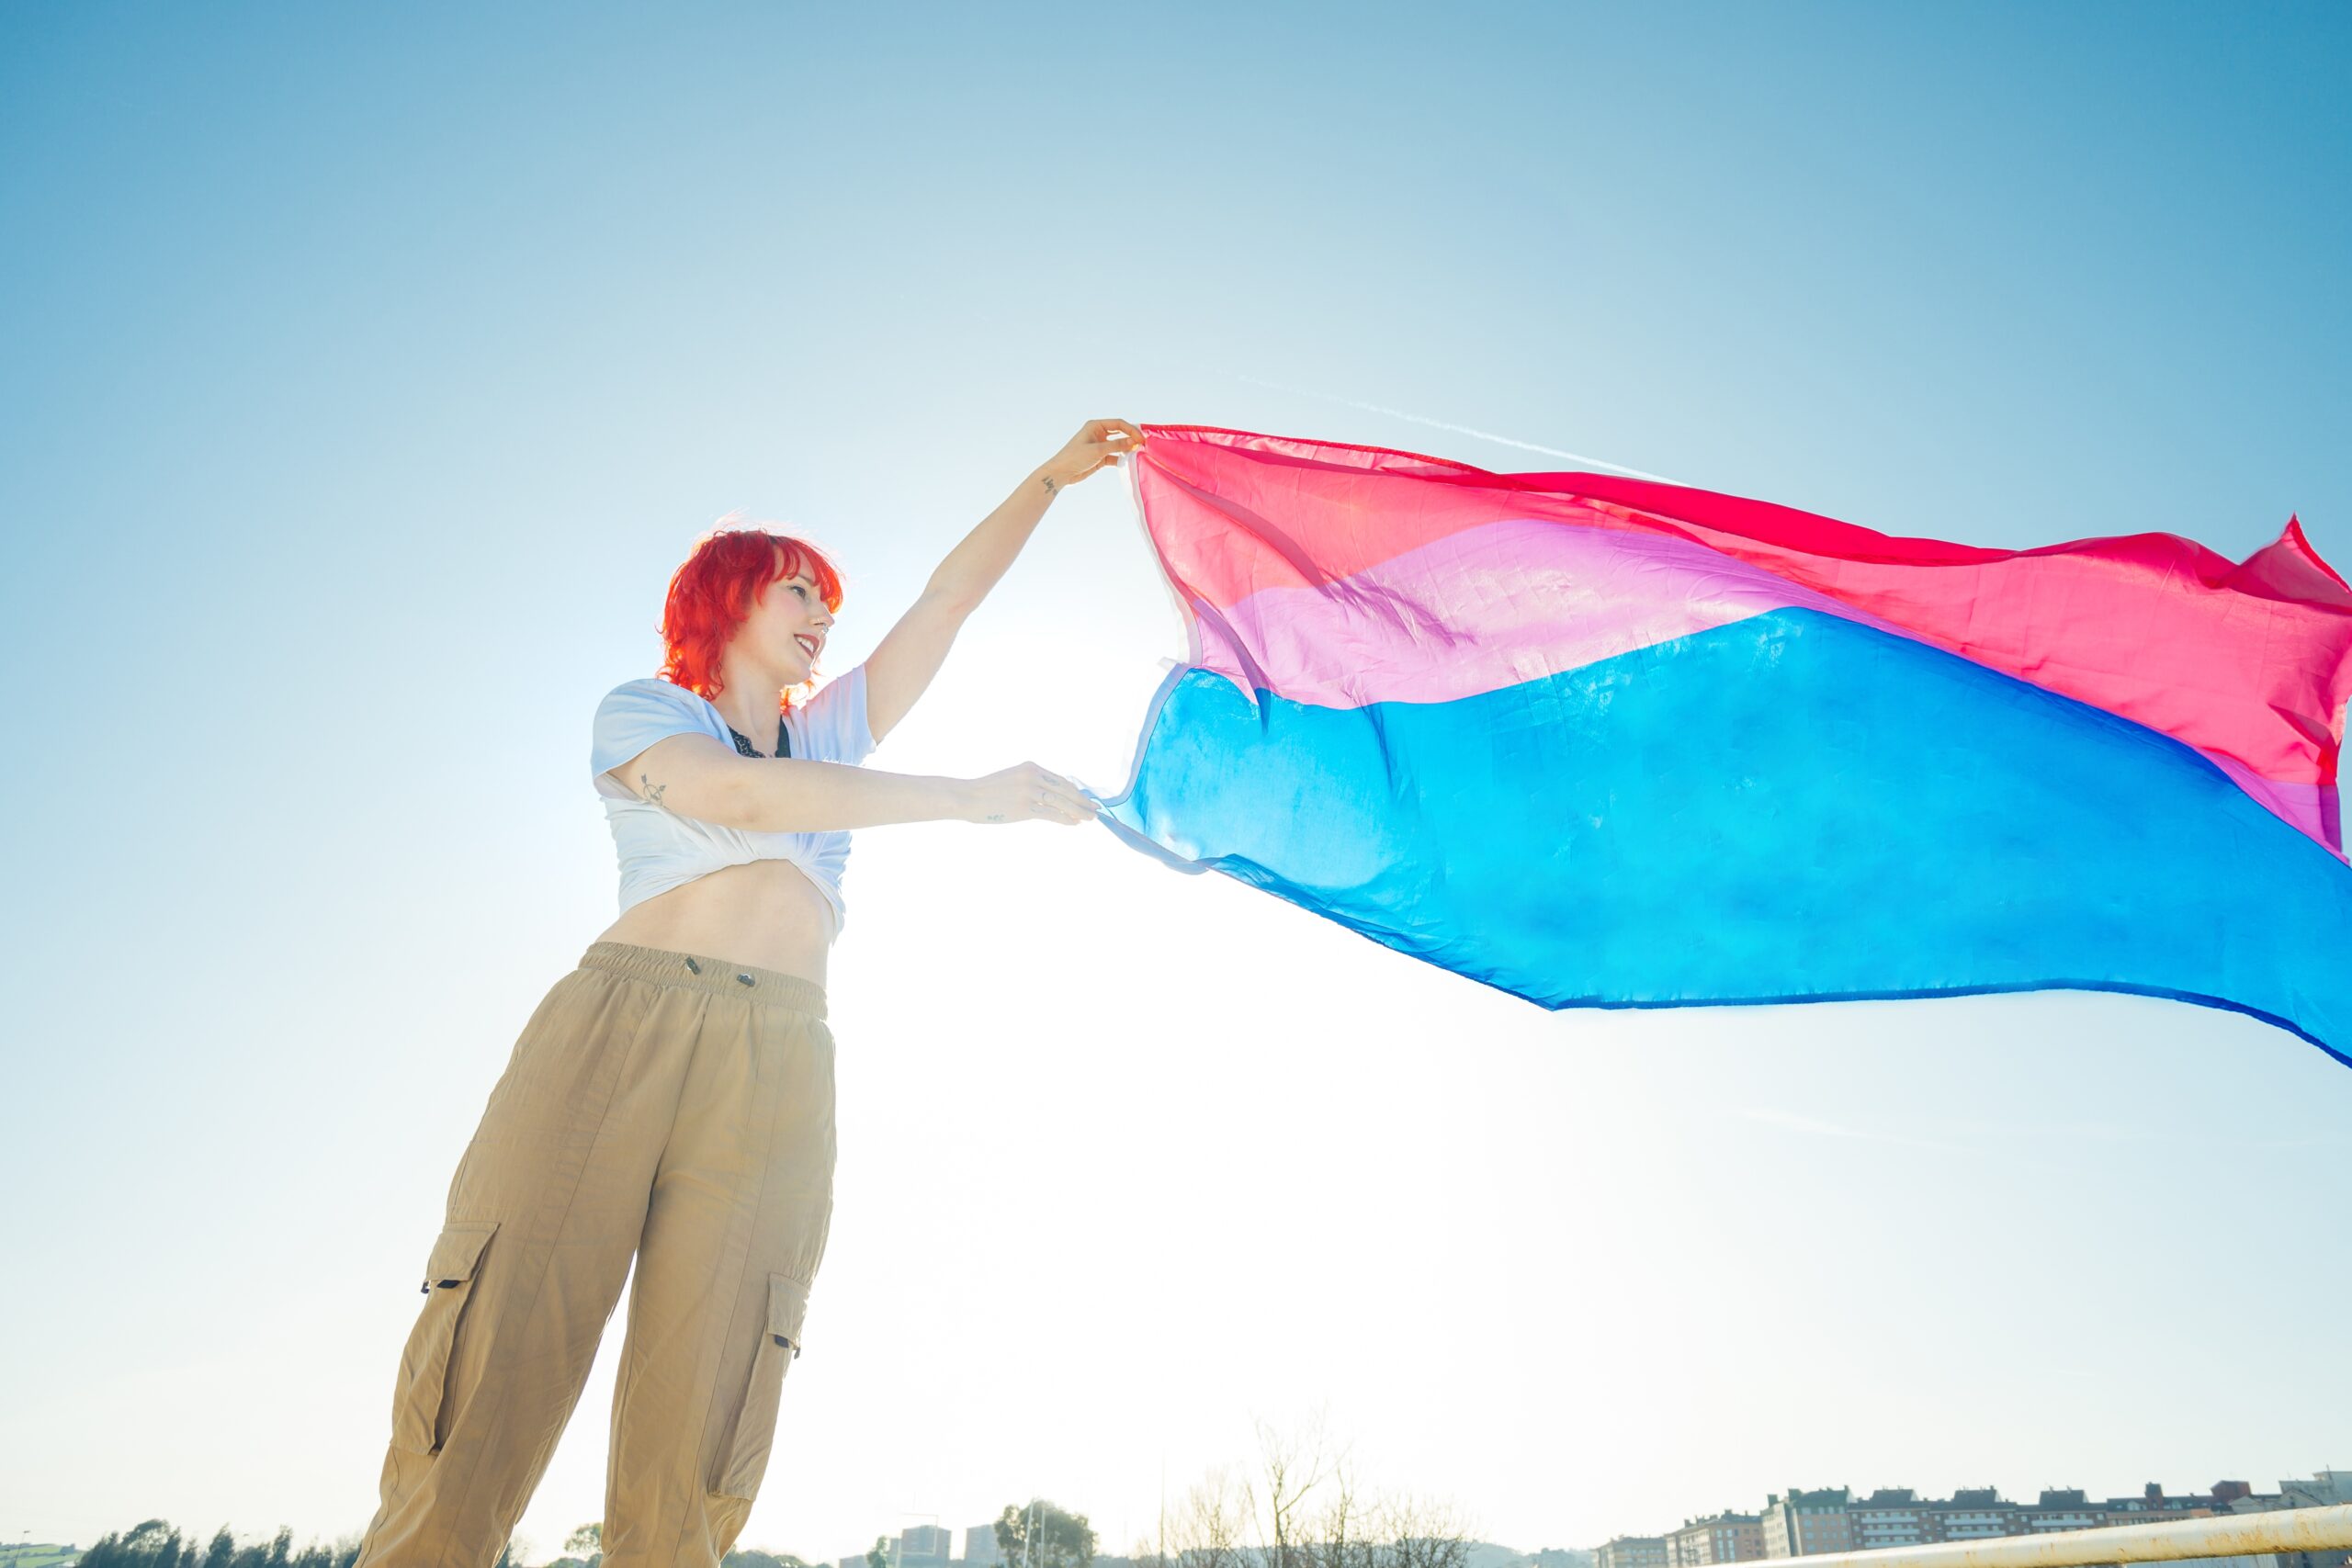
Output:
(789, 584), (808, 599)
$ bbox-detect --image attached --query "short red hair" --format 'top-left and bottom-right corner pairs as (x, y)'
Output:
(658, 518), (845, 704)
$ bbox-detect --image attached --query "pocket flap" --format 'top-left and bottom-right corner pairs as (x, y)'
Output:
(766, 1271), (811, 1354)
(423, 1220), (499, 1289)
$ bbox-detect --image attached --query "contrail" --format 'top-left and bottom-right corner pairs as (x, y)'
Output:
(1235, 372), (1682, 483)
(1730, 1106), (1978, 1157)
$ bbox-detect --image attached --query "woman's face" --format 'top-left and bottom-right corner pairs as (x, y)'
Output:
(742, 570), (834, 685)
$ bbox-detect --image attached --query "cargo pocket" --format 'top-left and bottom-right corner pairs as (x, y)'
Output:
(390, 1219), (498, 1455)
(713, 1271), (809, 1500)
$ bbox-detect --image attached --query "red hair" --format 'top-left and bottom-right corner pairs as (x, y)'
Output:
(658, 518), (845, 705)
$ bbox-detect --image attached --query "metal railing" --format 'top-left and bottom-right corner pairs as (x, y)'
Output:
(1762, 1506), (2352, 1568)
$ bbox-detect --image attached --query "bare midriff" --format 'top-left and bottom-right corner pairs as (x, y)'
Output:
(593, 859), (836, 987)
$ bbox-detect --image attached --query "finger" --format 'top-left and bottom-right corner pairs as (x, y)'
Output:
(1106, 419), (1145, 443)
(1038, 787), (1091, 821)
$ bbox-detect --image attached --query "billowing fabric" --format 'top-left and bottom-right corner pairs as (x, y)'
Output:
(593, 666), (876, 924)
(355, 942), (836, 1568)
(1102, 425), (2352, 1064)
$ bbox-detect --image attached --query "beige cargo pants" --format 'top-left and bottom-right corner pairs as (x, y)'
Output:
(354, 941), (836, 1568)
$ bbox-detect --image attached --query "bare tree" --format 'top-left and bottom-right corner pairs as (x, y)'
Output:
(1152, 1418), (1467, 1568)
(1303, 1456), (1381, 1568)
(1374, 1493), (1474, 1568)
(1150, 1463), (1254, 1568)
(1251, 1413), (1332, 1568)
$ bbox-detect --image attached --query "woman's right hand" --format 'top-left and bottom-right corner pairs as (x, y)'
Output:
(961, 761), (1098, 826)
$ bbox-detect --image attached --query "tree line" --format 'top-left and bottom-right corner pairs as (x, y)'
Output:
(67, 1518), (809, 1568)
(69, 1419), (1474, 1568)
(66, 1519), (482, 1568)
(543, 1520), (808, 1568)
(849, 1422), (1476, 1568)
(1132, 1417), (1476, 1568)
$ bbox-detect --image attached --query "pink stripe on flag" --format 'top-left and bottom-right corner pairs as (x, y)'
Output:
(1133, 425), (2352, 854)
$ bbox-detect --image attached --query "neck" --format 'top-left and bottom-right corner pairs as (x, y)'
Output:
(711, 656), (788, 742)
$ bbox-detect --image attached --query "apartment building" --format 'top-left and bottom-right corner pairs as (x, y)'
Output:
(1668, 1514), (1765, 1566)
(1848, 1491), (1936, 1552)
(1597, 1536), (1672, 1568)
(1626, 1473), (2343, 1567)
(899, 1526), (955, 1568)
(1763, 1490), (1855, 1557)
(966, 1525), (1009, 1568)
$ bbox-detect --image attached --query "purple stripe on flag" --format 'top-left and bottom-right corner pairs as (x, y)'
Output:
(1189, 516), (1875, 708)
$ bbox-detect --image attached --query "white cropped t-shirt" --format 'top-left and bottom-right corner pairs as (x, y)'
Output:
(590, 666), (877, 925)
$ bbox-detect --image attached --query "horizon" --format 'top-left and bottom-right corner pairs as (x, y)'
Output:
(35, 1465), (2351, 1565)
(3, 1), (2346, 1560)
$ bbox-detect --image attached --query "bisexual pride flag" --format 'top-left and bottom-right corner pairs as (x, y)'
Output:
(1101, 425), (2352, 1065)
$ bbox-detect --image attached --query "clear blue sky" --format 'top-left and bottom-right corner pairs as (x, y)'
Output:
(3, 3), (2347, 1562)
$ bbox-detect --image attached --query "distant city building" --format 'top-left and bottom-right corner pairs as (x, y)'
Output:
(1655, 1479), (2335, 1563)
(1532, 1551), (1596, 1568)
(2023, 1491), (2102, 1536)
(1668, 1515), (1763, 1566)
(1849, 1491), (1935, 1553)
(2099, 1483), (2218, 1523)
(2277, 1471), (2352, 1509)
(2222, 1471), (2352, 1568)
(1939, 1489), (2018, 1542)
(1597, 1537), (1671, 1568)
(1763, 1489), (1854, 1557)
(842, 1554), (870, 1568)
(899, 1527), (953, 1568)
(967, 1525), (1009, 1568)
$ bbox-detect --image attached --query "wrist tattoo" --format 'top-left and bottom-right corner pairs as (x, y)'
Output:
(1039, 473), (1057, 496)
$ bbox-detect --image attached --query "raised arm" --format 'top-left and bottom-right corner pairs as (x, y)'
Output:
(864, 418), (1144, 743)
(609, 731), (1096, 831)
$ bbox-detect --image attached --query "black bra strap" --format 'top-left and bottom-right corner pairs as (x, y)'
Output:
(727, 714), (793, 759)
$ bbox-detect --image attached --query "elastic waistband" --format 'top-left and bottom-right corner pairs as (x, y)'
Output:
(579, 941), (827, 1020)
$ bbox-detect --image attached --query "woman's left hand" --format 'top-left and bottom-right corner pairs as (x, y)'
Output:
(1038, 419), (1146, 491)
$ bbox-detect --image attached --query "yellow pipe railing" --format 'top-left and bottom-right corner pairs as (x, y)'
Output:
(1758, 1505), (2352, 1568)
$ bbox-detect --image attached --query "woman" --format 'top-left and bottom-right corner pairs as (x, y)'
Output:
(355, 419), (1145, 1568)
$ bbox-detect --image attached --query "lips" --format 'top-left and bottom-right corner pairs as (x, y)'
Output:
(794, 635), (821, 657)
